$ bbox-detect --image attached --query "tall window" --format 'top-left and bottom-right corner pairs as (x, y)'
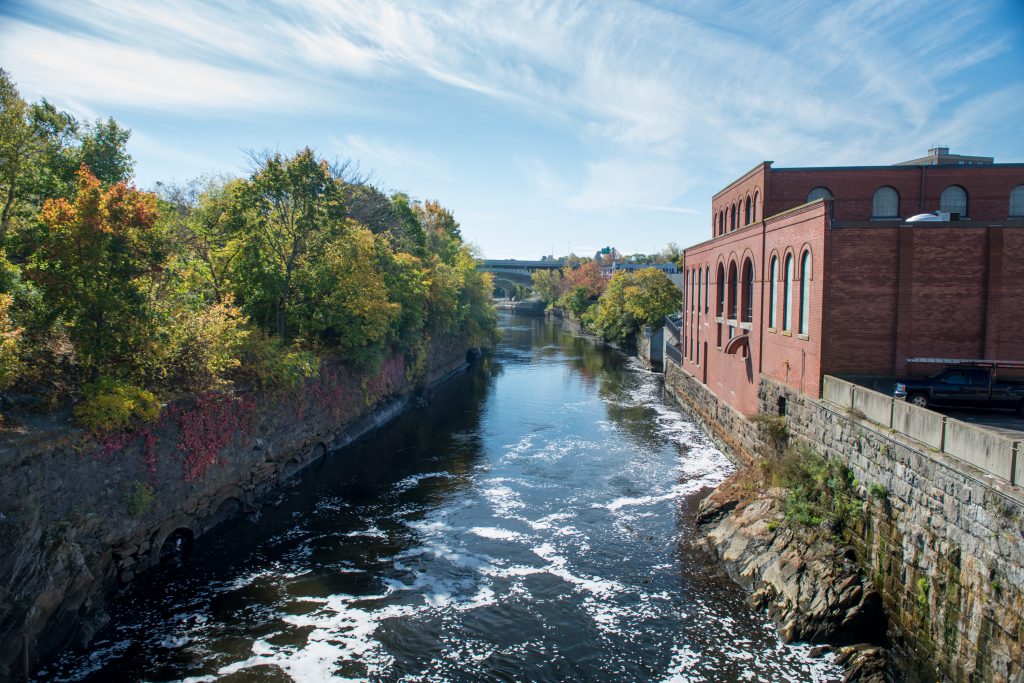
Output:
(727, 261), (738, 320)
(872, 186), (899, 218)
(716, 263), (725, 316)
(684, 271), (688, 312)
(741, 259), (754, 322)
(730, 204), (736, 230)
(783, 254), (793, 331)
(1010, 185), (1024, 217)
(799, 252), (811, 335)
(752, 191), (759, 221)
(696, 269), (702, 316)
(691, 269), (696, 311)
(744, 196), (751, 224)
(940, 185), (967, 216)
(768, 256), (778, 328)
(704, 266), (710, 313)
(807, 187), (833, 203)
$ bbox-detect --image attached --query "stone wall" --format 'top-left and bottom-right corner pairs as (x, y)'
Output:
(0, 339), (472, 680)
(663, 359), (758, 466)
(760, 377), (1024, 682)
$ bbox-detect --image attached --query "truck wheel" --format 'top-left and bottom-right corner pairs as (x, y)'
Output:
(908, 394), (929, 409)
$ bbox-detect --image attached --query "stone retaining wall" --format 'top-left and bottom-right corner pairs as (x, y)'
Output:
(762, 377), (1024, 682)
(0, 339), (473, 680)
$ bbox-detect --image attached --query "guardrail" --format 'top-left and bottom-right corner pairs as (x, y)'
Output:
(822, 376), (1022, 487)
(665, 342), (682, 366)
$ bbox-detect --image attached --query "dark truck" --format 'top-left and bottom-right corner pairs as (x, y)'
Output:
(894, 366), (1024, 415)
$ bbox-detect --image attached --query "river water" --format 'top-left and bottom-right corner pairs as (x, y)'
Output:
(43, 313), (842, 682)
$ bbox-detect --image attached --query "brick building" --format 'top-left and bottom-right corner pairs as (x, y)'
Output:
(677, 149), (1024, 416)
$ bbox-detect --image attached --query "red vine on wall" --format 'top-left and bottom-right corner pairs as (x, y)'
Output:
(175, 392), (256, 481)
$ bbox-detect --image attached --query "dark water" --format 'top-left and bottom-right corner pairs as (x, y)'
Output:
(43, 313), (840, 682)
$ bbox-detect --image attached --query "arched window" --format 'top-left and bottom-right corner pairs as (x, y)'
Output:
(730, 204), (736, 231)
(684, 271), (688, 311)
(1009, 185), (1024, 217)
(696, 269), (702, 316)
(716, 263), (725, 316)
(727, 261), (738, 320)
(807, 186), (833, 203)
(768, 255), (778, 329)
(741, 258), (754, 322)
(744, 196), (752, 224)
(940, 185), (967, 216)
(752, 191), (759, 221)
(872, 186), (899, 218)
(799, 251), (811, 335)
(783, 254), (794, 331)
(704, 266), (710, 313)
(691, 269), (696, 311)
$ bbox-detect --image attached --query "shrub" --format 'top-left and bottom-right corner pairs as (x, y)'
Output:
(236, 330), (318, 391)
(752, 414), (789, 454)
(156, 297), (249, 392)
(0, 294), (24, 391)
(869, 482), (888, 500)
(73, 378), (161, 433)
(124, 481), (155, 516)
(766, 443), (862, 535)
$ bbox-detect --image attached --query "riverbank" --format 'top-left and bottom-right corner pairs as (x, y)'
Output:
(0, 337), (476, 680)
(663, 359), (1024, 683)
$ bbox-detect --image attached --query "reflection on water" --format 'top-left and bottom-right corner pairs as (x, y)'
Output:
(42, 313), (841, 682)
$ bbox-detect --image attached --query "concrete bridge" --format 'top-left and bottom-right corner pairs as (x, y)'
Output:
(478, 259), (564, 297)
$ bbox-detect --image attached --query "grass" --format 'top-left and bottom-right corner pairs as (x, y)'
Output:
(762, 442), (862, 537)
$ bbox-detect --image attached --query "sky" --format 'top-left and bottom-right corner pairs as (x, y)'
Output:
(2, 0), (1022, 259)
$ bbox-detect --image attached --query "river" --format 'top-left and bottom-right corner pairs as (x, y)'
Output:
(42, 312), (842, 682)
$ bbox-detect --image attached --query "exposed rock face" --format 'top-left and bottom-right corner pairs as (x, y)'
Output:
(696, 469), (888, 682)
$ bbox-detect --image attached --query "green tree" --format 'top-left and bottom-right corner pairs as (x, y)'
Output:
(531, 268), (562, 304)
(230, 148), (345, 338)
(586, 268), (680, 342)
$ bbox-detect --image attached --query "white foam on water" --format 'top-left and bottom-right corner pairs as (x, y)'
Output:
(469, 526), (530, 542)
(393, 471), (457, 492)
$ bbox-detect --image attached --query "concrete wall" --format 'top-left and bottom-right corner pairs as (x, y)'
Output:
(820, 375), (1021, 487)
(0, 339), (473, 680)
(761, 378), (1024, 682)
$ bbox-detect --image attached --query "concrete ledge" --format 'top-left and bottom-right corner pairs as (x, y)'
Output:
(944, 418), (1017, 481)
(853, 386), (894, 427)
(892, 400), (945, 450)
(822, 376), (854, 409)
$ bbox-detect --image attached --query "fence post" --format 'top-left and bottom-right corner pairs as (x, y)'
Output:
(1012, 442), (1019, 487)
(940, 417), (947, 454)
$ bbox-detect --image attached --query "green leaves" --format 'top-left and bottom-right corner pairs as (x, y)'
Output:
(586, 268), (680, 342)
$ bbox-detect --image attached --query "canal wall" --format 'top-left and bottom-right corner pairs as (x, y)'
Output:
(0, 339), (474, 681)
(664, 360), (1024, 682)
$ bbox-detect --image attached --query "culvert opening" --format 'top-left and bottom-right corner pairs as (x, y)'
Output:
(159, 528), (194, 566)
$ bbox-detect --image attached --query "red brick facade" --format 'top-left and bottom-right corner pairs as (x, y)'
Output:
(681, 155), (1024, 416)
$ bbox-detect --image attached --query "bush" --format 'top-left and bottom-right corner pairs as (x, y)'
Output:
(124, 481), (155, 516)
(0, 294), (24, 390)
(766, 443), (862, 535)
(155, 297), (249, 392)
(235, 330), (318, 391)
(73, 378), (160, 433)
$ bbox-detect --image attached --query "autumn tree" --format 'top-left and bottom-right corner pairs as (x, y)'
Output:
(30, 166), (163, 375)
(585, 268), (681, 342)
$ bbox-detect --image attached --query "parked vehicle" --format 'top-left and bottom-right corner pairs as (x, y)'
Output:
(894, 366), (1024, 415)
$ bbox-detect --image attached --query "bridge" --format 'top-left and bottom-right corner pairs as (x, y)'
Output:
(477, 259), (565, 298)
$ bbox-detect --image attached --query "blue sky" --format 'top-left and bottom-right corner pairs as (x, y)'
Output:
(2, 0), (1022, 258)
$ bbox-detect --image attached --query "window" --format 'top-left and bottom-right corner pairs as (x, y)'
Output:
(741, 259), (754, 322)
(730, 204), (736, 231)
(744, 196), (752, 224)
(716, 263), (725, 316)
(807, 187), (833, 203)
(940, 185), (967, 216)
(718, 210), (725, 235)
(684, 271), (688, 312)
(727, 261), (738, 320)
(783, 254), (793, 331)
(752, 191), (759, 221)
(704, 266), (710, 313)
(1010, 185), (1024, 217)
(768, 256), (778, 328)
(696, 269), (702, 316)
(872, 186), (899, 218)
(799, 251), (811, 335)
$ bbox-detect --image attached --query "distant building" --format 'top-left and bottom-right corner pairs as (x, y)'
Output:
(674, 149), (1024, 416)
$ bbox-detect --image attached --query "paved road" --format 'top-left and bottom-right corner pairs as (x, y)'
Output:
(936, 408), (1024, 439)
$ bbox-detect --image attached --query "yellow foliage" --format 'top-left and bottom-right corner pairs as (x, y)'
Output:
(73, 378), (161, 433)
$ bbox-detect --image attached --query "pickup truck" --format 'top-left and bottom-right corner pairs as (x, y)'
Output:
(894, 367), (1024, 414)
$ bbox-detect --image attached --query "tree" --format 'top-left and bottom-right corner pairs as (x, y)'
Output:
(586, 268), (680, 342)
(30, 166), (163, 375)
(531, 269), (562, 304)
(78, 117), (133, 185)
(230, 148), (346, 338)
(0, 69), (35, 238)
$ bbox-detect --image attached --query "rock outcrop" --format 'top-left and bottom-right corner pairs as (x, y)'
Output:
(696, 468), (889, 682)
